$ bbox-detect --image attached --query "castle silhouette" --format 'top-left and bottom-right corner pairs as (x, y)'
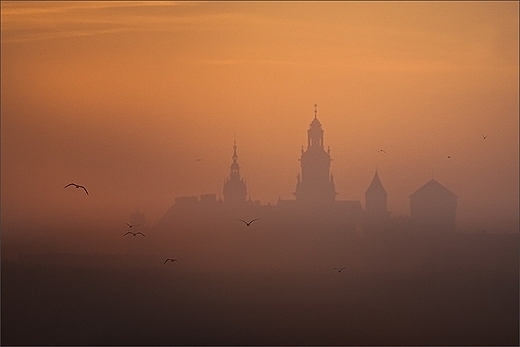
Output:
(155, 106), (457, 235)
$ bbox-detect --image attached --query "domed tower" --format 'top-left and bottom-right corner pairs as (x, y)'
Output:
(294, 105), (337, 206)
(223, 140), (247, 206)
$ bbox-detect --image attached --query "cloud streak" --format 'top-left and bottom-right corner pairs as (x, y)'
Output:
(1, 1), (227, 43)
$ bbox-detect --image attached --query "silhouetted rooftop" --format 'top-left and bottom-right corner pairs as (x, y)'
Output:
(366, 170), (387, 196)
(310, 116), (322, 128)
(410, 179), (457, 199)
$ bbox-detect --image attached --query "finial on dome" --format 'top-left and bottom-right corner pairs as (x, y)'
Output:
(232, 136), (238, 162)
(314, 103), (318, 119)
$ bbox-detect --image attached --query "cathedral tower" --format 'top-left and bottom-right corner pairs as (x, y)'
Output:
(223, 140), (247, 206)
(294, 105), (337, 205)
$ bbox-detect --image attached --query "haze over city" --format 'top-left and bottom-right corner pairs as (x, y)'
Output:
(1, 1), (518, 346)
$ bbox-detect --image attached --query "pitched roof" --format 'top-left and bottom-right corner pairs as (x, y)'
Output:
(365, 170), (387, 196)
(410, 179), (457, 199)
(310, 116), (322, 129)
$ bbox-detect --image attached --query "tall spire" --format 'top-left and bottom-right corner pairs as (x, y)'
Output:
(366, 170), (386, 195)
(314, 103), (318, 119)
(365, 169), (388, 218)
(230, 139), (240, 179)
(232, 139), (238, 163)
(223, 138), (247, 205)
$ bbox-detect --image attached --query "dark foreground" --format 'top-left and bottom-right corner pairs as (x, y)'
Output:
(2, 234), (519, 346)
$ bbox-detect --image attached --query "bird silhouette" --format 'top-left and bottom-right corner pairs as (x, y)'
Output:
(333, 267), (348, 273)
(124, 231), (145, 237)
(64, 183), (89, 195)
(482, 134), (488, 139)
(125, 222), (139, 228)
(164, 258), (181, 265)
(238, 218), (261, 226)
(447, 156), (451, 159)
(379, 149), (386, 153)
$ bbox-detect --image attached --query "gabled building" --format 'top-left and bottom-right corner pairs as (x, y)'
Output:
(410, 179), (457, 233)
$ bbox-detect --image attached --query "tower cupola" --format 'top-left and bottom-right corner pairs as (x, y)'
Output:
(307, 104), (324, 148)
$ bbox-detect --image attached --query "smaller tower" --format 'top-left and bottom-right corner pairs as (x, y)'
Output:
(363, 170), (390, 234)
(223, 140), (247, 206)
(365, 170), (389, 218)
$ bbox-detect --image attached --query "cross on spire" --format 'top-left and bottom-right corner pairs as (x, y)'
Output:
(232, 137), (238, 162)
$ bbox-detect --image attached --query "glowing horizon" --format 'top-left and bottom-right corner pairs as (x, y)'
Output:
(2, 2), (519, 251)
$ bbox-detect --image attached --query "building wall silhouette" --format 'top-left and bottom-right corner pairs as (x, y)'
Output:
(154, 106), (458, 237)
(410, 179), (457, 233)
(365, 170), (389, 218)
(363, 170), (391, 233)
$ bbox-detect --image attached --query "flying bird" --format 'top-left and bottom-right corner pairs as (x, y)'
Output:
(164, 258), (181, 265)
(125, 222), (139, 228)
(238, 218), (261, 226)
(379, 149), (386, 153)
(64, 183), (89, 195)
(124, 231), (145, 237)
(447, 156), (451, 159)
(333, 267), (348, 273)
(482, 134), (488, 139)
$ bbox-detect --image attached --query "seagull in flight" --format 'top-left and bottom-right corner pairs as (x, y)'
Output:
(125, 222), (139, 228)
(124, 231), (145, 237)
(164, 258), (181, 265)
(333, 267), (348, 273)
(64, 183), (89, 195)
(482, 134), (488, 139)
(238, 218), (261, 226)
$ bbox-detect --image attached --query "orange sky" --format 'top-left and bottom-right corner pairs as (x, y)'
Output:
(2, 1), (519, 247)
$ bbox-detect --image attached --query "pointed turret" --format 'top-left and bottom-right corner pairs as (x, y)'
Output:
(365, 169), (389, 217)
(307, 104), (324, 148)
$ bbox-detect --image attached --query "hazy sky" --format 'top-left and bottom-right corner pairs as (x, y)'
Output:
(2, 1), (519, 243)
